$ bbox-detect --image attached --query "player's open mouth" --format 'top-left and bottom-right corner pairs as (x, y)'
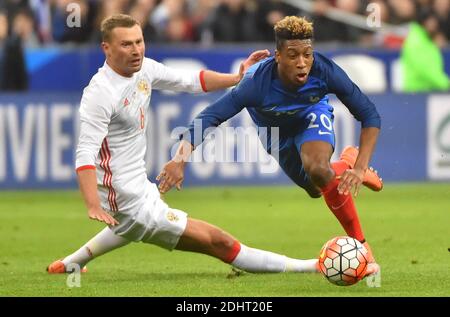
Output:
(131, 59), (141, 65)
(296, 73), (307, 81)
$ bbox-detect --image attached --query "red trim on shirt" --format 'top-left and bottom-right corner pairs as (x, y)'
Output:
(99, 138), (118, 212)
(199, 70), (207, 92)
(76, 165), (96, 172)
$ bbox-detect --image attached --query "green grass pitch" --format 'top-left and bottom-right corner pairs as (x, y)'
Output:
(0, 183), (449, 297)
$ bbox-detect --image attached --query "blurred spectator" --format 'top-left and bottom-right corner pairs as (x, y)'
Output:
(363, 0), (393, 46)
(129, 0), (158, 43)
(208, 0), (258, 42)
(29, 0), (52, 43)
(254, 0), (300, 42)
(91, 0), (130, 43)
(186, 0), (217, 43)
(400, 8), (450, 91)
(0, 0), (449, 46)
(336, 0), (370, 42)
(0, 10), (28, 91)
(369, 0), (391, 23)
(433, 0), (450, 40)
(151, 0), (186, 38)
(0, 11), (8, 90)
(309, 0), (367, 43)
(1, 0), (29, 20)
(164, 14), (195, 42)
(51, 0), (97, 44)
(12, 8), (40, 48)
(386, 0), (416, 24)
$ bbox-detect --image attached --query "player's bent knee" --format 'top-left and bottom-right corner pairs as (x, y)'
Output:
(305, 162), (333, 187)
(178, 219), (238, 262)
(301, 181), (322, 198)
(306, 190), (322, 198)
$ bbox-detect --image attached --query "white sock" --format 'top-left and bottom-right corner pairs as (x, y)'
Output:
(231, 244), (318, 273)
(62, 227), (130, 269)
(285, 258), (318, 273)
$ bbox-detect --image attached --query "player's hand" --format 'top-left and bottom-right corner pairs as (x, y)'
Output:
(337, 168), (365, 197)
(238, 49), (271, 81)
(157, 160), (185, 194)
(88, 207), (119, 226)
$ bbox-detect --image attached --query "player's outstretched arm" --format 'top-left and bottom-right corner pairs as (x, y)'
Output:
(77, 169), (119, 226)
(202, 49), (270, 91)
(157, 64), (257, 194)
(157, 140), (193, 194)
(157, 89), (249, 194)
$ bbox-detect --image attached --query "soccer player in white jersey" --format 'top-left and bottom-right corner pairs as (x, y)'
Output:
(47, 14), (318, 275)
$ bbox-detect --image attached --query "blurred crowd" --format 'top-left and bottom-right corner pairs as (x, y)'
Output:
(0, 0), (449, 48)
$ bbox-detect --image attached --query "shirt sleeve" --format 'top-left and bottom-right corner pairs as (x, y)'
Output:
(325, 59), (381, 129)
(144, 58), (203, 93)
(75, 83), (114, 170)
(181, 75), (256, 147)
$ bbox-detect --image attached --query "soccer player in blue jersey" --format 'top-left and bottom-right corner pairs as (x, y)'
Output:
(158, 16), (382, 278)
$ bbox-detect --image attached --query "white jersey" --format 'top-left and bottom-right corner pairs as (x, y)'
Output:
(76, 58), (204, 214)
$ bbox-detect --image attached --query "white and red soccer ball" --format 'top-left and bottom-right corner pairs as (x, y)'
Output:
(318, 236), (369, 286)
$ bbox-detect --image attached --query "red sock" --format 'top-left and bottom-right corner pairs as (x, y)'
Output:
(223, 240), (241, 263)
(320, 161), (365, 242)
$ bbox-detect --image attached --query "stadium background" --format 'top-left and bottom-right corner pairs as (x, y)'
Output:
(0, 0), (449, 297)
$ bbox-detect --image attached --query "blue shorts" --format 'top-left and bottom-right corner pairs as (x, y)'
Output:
(262, 102), (335, 189)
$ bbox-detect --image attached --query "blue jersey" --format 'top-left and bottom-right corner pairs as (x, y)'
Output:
(184, 52), (381, 146)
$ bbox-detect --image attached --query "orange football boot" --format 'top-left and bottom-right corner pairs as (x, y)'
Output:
(339, 146), (383, 192)
(46, 259), (87, 274)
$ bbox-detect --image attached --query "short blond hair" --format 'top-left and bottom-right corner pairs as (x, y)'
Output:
(101, 14), (140, 42)
(274, 16), (314, 48)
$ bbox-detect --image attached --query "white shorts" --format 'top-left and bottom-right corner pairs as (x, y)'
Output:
(110, 196), (188, 250)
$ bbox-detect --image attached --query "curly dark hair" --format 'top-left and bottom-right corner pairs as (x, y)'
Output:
(274, 16), (314, 49)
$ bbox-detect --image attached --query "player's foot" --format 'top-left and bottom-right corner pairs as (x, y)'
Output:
(46, 259), (87, 274)
(365, 262), (380, 276)
(315, 260), (321, 273)
(362, 241), (381, 287)
(364, 262), (381, 287)
(339, 146), (383, 191)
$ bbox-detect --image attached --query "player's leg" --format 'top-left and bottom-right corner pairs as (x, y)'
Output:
(175, 218), (318, 273)
(297, 106), (380, 277)
(291, 103), (365, 243)
(300, 140), (367, 242)
(259, 132), (322, 198)
(135, 197), (317, 273)
(47, 226), (131, 273)
(300, 141), (381, 279)
(260, 107), (379, 276)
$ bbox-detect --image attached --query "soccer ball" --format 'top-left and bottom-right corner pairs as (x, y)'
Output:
(318, 236), (369, 286)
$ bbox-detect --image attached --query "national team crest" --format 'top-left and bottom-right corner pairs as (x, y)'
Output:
(166, 211), (179, 222)
(137, 79), (150, 95)
(310, 96), (321, 103)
